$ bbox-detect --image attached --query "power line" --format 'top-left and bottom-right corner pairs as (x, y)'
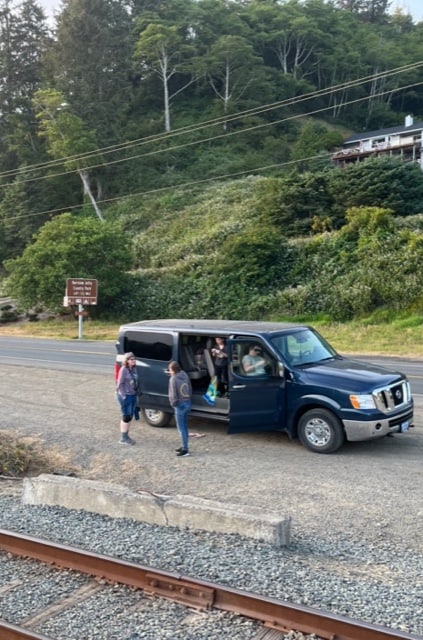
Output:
(3, 66), (423, 221)
(4, 153), (327, 222)
(1, 59), (422, 182)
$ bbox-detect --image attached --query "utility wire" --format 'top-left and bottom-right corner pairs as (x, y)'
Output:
(4, 154), (326, 222)
(7, 72), (423, 224)
(3, 69), (423, 222)
(5, 75), (423, 190)
(0, 59), (422, 181)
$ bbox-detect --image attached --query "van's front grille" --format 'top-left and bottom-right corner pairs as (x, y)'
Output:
(373, 380), (411, 413)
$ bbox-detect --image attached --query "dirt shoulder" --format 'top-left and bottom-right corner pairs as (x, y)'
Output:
(0, 365), (422, 550)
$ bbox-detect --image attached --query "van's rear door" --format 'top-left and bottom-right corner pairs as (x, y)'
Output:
(227, 338), (285, 433)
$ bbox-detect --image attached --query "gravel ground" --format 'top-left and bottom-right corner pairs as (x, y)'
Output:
(0, 365), (422, 637)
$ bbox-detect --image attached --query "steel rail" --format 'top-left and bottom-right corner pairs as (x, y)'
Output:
(0, 529), (421, 640)
(0, 620), (53, 640)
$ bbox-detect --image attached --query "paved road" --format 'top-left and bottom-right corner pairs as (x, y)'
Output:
(0, 336), (115, 374)
(0, 336), (422, 399)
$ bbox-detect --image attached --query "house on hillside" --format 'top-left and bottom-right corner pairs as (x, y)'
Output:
(332, 115), (423, 169)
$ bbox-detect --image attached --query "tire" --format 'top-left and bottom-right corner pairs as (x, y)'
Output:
(298, 408), (345, 453)
(141, 408), (172, 428)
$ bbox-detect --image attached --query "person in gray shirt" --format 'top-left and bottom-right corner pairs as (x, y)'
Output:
(168, 361), (192, 457)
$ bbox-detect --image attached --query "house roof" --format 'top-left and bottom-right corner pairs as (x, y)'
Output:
(344, 121), (423, 144)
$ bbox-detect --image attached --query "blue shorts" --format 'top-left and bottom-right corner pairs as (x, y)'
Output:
(117, 394), (137, 419)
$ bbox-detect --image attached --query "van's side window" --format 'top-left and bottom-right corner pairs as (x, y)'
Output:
(232, 341), (274, 377)
(124, 331), (173, 361)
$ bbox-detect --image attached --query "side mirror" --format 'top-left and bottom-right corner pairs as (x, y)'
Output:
(278, 362), (285, 378)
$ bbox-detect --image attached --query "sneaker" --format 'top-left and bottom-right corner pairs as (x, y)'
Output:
(120, 436), (136, 445)
(176, 449), (190, 457)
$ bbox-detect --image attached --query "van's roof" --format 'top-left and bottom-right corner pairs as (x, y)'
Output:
(118, 319), (307, 335)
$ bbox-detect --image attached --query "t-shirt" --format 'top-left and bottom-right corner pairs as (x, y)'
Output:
(242, 354), (266, 375)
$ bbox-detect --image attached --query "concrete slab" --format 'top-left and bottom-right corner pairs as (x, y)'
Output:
(22, 474), (291, 547)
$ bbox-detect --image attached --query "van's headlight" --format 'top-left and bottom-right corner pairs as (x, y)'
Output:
(349, 394), (376, 410)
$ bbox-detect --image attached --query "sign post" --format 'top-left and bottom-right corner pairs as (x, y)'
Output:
(63, 278), (98, 339)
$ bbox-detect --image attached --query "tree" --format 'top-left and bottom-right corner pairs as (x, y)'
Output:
(249, 0), (325, 81)
(33, 88), (105, 221)
(4, 213), (134, 312)
(291, 122), (343, 170)
(0, 172), (44, 262)
(334, 0), (390, 24)
(0, 0), (49, 118)
(256, 171), (335, 236)
(214, 226), (287, 290)
(206, 35), (264, 126)
(50, 0), (133, 140)
(329, 157), (423, 219)
(133, 21), (200, 132)
(0, 0), (50, 169)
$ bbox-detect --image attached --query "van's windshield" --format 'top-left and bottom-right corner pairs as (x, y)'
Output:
(269, 328), (338, 367)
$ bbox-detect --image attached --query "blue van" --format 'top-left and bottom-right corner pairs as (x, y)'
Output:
(115, 319), (414, 453)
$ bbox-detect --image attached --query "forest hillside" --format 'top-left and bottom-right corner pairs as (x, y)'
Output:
(1, 0), (423, 324)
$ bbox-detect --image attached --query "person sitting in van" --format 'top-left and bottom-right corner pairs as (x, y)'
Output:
(242, 344), (266, 376)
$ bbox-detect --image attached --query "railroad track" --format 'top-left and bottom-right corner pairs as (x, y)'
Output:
(0, 529), (421, 640)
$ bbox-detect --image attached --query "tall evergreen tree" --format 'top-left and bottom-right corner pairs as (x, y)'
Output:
(51, 0), (133, 142)
(0, 0), (49, 169)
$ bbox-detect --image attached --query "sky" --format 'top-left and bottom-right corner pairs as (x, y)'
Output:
(391, 0), (423, 21)
(38, 0), (423, 24)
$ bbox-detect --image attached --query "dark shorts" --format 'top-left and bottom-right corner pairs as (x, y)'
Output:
(117, 394), (137, 418)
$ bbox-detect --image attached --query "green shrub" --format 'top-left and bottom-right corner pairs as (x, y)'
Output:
(0, 307), (20, 323)
(0, 435), (36, 476)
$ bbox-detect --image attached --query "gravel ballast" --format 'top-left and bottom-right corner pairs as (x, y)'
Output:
(0, 493), (422, 637)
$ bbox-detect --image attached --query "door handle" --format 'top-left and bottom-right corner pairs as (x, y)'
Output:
(232, 384), (246, 389)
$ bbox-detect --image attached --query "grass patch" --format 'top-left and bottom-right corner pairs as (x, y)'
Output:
(1, 316), (422, 356)
(0, 317), (117, 340)
(314, 320), (423, 357)
(0, 431), (77, 478)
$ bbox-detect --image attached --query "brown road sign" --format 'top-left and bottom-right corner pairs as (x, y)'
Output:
(65, 278), (98, 306)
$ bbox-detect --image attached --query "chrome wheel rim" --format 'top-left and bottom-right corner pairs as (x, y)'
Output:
(304, 417), (331, 447)
(144, 409), (164, 424)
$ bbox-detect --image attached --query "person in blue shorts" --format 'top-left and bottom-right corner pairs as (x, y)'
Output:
(116, 352), (139, 445)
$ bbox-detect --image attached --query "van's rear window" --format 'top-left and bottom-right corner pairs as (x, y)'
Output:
(124, 331), (173, 361)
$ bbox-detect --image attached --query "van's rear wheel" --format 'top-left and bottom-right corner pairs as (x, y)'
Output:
(141, 408), (172, 428)
(298, 408), (345, 453)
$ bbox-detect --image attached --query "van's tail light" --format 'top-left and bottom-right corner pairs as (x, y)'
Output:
(114, 362), (121, 382)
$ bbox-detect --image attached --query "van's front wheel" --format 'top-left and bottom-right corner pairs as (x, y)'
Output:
(298, 409), (345, 453)
(141, 408), (172, 428)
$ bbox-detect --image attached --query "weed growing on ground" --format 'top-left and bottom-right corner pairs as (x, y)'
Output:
(0, 431), (76, 478)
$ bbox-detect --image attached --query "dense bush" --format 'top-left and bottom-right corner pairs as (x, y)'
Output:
(329, 157), (423, 220)
(4, 214), (134, 314)
(124, 198), (423, 322)
(4, 175), (423, 324)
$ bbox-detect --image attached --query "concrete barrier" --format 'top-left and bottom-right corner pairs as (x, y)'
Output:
(22, 474), (291, 547)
